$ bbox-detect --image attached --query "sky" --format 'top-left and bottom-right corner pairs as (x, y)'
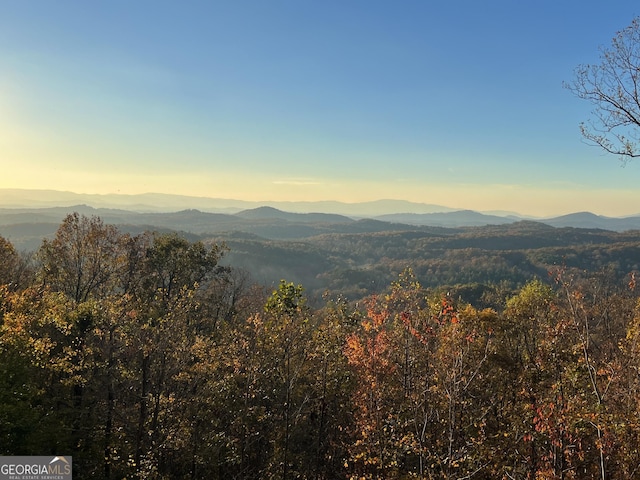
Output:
(2, 0), (640, 217)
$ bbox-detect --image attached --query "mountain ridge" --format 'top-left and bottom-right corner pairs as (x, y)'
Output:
(1, 190), (640, 247)
(2, 188), (638, 220)
(0, 189), (455, 216)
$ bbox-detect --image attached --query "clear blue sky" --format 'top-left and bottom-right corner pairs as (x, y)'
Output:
(2, 0), (640, 216)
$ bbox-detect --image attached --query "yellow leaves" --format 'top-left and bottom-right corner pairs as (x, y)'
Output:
(345, 334), (364, 360)
(29, 336), (55, 358)
(362, 319), (373, 333)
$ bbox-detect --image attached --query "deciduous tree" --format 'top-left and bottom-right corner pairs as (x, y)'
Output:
(566, 17), (640, 161)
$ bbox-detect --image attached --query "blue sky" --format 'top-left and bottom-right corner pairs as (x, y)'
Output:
(2, 1), (640, 216)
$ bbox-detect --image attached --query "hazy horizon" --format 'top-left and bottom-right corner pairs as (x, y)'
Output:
(2, 187), (640, 220)
(3, 1), (640, 217)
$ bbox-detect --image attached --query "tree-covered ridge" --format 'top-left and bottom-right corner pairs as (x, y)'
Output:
(2, 214), (640, 478)
(220, 222), (640, 303)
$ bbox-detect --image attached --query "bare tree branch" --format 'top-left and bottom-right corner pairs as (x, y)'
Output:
(565, 17), (640, 161)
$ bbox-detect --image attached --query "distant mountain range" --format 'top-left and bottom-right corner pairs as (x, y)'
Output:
(0, 189), (458, 216)
(374, 211), (640, 230)
(1, 189), (640, 252)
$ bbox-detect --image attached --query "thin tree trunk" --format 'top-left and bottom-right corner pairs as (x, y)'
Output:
(135, 354), (150, 478)
(104, 327), (115, 480)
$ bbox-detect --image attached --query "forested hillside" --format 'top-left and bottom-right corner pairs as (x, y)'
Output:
(217, 221), (640, 304)
(2, 214), (640, 478)
(4, 205), (639, 306)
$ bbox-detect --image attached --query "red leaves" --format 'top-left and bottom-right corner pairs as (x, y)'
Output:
(343, 299), (399, 477)
(438, 298), (459, 325)
(399, 310), (433, 345)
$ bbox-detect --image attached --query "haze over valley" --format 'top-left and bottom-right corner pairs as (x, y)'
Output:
(3, 187), (640, 306)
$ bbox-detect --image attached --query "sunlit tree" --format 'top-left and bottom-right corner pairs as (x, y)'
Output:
(566, 17), (640, 161)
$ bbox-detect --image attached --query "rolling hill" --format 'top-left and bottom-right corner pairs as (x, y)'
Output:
(2, 201), (640, 305)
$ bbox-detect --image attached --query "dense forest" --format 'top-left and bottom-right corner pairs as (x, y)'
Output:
(3, 213), (640, 479)
(217, 221), (640, 304)
(4, 205), (640, 305)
